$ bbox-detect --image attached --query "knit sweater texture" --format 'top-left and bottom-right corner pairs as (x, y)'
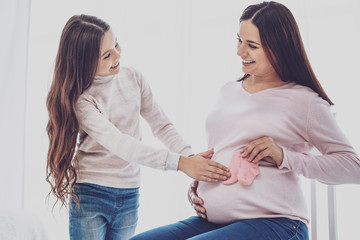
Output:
(74, 67), (192, 188)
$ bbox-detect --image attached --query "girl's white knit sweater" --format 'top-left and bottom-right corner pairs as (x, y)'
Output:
(75, 67), (192, 188)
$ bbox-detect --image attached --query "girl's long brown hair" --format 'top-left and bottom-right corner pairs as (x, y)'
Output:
(239, 1), (333, 105)
(46, 14), (109, 207)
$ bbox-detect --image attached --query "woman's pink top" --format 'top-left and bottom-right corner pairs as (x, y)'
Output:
(198, 81), (360, 225)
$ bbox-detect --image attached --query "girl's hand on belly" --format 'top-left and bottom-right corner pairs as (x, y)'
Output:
(179, 149), (231, 182)
(188, 180), (207, 219)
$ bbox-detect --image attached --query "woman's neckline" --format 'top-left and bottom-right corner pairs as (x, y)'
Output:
(240, 79), (294, 96)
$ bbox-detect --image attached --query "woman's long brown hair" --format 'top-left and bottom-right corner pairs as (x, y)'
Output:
(239, 1), (333, 105)
(46, 14), (109, 207)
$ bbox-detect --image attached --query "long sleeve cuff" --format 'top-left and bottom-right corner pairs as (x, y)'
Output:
(180, 148), (194, 157)
(278, 146), (289, 170)
(165, 152), (181, 171)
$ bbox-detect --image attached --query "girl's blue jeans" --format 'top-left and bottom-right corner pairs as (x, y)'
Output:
(69, 183), (139, 240)
(130, 216), (309, 240)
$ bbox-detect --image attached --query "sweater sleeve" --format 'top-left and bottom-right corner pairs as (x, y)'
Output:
(133, 69), (193, 157)
(279, 96), (360, 184)
(76, 93), (180, 171)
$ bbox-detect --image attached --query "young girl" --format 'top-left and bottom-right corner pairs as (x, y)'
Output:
(46, 14), (230, 240)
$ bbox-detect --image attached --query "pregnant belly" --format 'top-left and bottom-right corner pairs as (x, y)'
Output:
(197, 181), (260, 224)
(197, 165), (299, 224)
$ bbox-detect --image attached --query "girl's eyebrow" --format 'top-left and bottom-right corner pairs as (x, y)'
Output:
(237, 33), (261, 45)
(101, 50), (110, 57)
(101, 38), (118, 57)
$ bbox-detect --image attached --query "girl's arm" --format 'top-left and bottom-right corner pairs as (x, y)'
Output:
(76, 94), (229, 182)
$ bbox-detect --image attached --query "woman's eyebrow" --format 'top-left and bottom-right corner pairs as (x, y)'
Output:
(246, 40), (260, 45)
(237, 33), (260, 45)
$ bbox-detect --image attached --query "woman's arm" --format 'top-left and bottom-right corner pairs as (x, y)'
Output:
(279, 97), (360, 184)
(241, 96), (360, 184)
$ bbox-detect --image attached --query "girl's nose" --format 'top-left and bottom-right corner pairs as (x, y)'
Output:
(113, 49), (121, 60)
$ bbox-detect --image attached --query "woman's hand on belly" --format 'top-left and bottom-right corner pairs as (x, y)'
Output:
(241, 136), (284, 166)
(188, 180), (207, 219)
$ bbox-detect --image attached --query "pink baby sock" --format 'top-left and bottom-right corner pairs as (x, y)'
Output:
(222, 151), (259, 186)
(222, 152), (241, 185)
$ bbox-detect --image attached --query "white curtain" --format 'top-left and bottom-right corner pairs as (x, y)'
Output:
(1, 0), (358, 239)
(0, 0), (31, 210)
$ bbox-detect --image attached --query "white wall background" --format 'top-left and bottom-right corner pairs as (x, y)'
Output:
(0, 0), (30, 210)
(1, 0), (359, 239)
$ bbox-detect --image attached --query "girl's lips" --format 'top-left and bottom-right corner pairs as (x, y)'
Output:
(111, 62), (120, 70)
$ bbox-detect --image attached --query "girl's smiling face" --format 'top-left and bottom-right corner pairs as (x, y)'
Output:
(96, 29), (121, 76)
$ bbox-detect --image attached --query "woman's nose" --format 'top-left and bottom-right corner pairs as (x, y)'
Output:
(237, 43), (245, 57)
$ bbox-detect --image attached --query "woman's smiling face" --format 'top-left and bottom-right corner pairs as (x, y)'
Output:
(237, 20), (276, 78)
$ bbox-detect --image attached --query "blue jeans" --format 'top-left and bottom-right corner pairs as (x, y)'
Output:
(130, 216), (308, 240)
(69, 183), (139, 240)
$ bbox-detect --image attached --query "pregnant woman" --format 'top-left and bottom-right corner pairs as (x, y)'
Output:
(130, 2), (360, 240)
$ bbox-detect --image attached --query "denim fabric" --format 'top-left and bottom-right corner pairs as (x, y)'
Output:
(130, 216), (308, 240)
(69, 183), (139, 240)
